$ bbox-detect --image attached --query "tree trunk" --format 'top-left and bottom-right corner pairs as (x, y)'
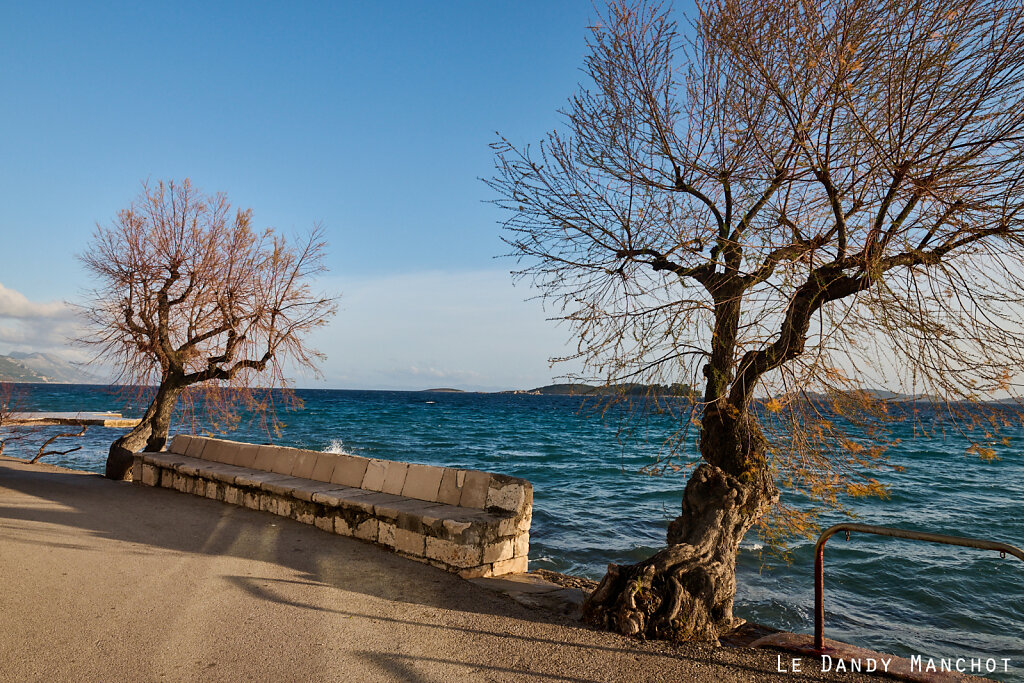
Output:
(104, 382), (181, 480)
(582, 408), (779, 643)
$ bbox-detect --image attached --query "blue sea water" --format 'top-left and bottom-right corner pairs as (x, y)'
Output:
(4, 384), (1022, 677)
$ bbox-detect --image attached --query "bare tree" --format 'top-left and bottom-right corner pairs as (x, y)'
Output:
(491, 0), (1024, 642)
(79, 179), (337, 479)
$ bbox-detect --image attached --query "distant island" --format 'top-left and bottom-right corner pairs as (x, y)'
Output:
(504, 382), (696, 397)
(797, 389), (943, 404)
(418, 383), (696, 396)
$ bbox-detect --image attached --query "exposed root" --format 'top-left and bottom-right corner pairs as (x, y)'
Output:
(582, 463), (778, 642)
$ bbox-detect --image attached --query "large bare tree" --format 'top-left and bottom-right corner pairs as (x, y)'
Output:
(80, 179), (337, 479)
(491, 0), (1024, 642)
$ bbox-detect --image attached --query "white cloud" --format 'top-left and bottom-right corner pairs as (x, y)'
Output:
(0, 282), (71, 319)
(0, 318), (81, 354)
(0, 282), (86, 361)
(301, 269), (581, 390)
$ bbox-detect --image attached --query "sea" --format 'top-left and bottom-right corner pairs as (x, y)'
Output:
(4, 383), (1022, 678)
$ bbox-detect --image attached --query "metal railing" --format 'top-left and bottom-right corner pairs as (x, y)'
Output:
(814, 522), (1024, 652)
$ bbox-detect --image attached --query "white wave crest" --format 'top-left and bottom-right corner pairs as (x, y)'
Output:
(322, 438), (350, 455)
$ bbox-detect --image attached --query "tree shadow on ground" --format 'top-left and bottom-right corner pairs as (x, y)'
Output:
(0, 458), (802, 679)
(0, 458), (832, 681)
(0, 458), (527, 617)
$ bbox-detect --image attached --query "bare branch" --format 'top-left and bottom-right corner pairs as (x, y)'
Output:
(30, 426), (88, 464)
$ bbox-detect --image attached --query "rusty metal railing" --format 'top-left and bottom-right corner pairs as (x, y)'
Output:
(814, 522), (1024, 652)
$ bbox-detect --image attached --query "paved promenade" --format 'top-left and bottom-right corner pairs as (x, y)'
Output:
(0, 457), (874, 682)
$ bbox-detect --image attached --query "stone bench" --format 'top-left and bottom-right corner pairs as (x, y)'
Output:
(132, 435), (532, 577)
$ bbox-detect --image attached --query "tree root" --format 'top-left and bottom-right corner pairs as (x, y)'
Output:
(582, 463), (778, 642)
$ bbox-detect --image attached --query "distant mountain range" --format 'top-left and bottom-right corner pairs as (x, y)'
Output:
(0, 352), (99, 384)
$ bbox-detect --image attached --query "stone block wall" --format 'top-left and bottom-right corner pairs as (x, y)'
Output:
(133, 435), (532, 578)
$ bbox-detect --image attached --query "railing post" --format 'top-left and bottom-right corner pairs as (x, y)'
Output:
(814, 534), (826, 651)
(812, 523), (1024, 654)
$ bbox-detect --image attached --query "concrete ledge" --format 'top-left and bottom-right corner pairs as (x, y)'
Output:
(8, 411), (141, 428)
(470, 572), (587, 617)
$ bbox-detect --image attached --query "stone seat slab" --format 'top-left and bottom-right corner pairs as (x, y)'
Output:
(373, 497), (449, 522)
(144, 452), (210, 478)
(260, 476), (330, 499)
(143, 453), (248, 486)
(193, 462), (304, 491)
(191, 461), (244, 478)
(312, 488), (406, 514)
(143, 451), (196, 469)
(269, 479), (347, 502)
(195, 463), (254, 485)
(176, 461), (203, 477)
(232, 470), (297, 489)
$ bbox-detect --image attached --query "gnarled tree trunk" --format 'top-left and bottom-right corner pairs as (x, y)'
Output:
(582, 408), (779, 642)
(104, 382), (181, 480)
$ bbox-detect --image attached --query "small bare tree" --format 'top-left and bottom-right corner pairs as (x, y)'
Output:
(79, 179), (337, 479)
(491, 0), (1024, 642)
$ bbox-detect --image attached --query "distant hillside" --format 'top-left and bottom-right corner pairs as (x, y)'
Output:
(0, 352), (98, 384)
(519, 383), (597, 395)
(799, 389), (940, 404)
(510, 383), (695, 397)
(422, 388), (465, 393)
(0, 355), (48, 382)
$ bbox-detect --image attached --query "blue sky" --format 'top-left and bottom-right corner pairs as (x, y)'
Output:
(0, 1), (636, 390)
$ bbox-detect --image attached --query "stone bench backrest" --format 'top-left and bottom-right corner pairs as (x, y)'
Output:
(167, 435), (530, 514)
